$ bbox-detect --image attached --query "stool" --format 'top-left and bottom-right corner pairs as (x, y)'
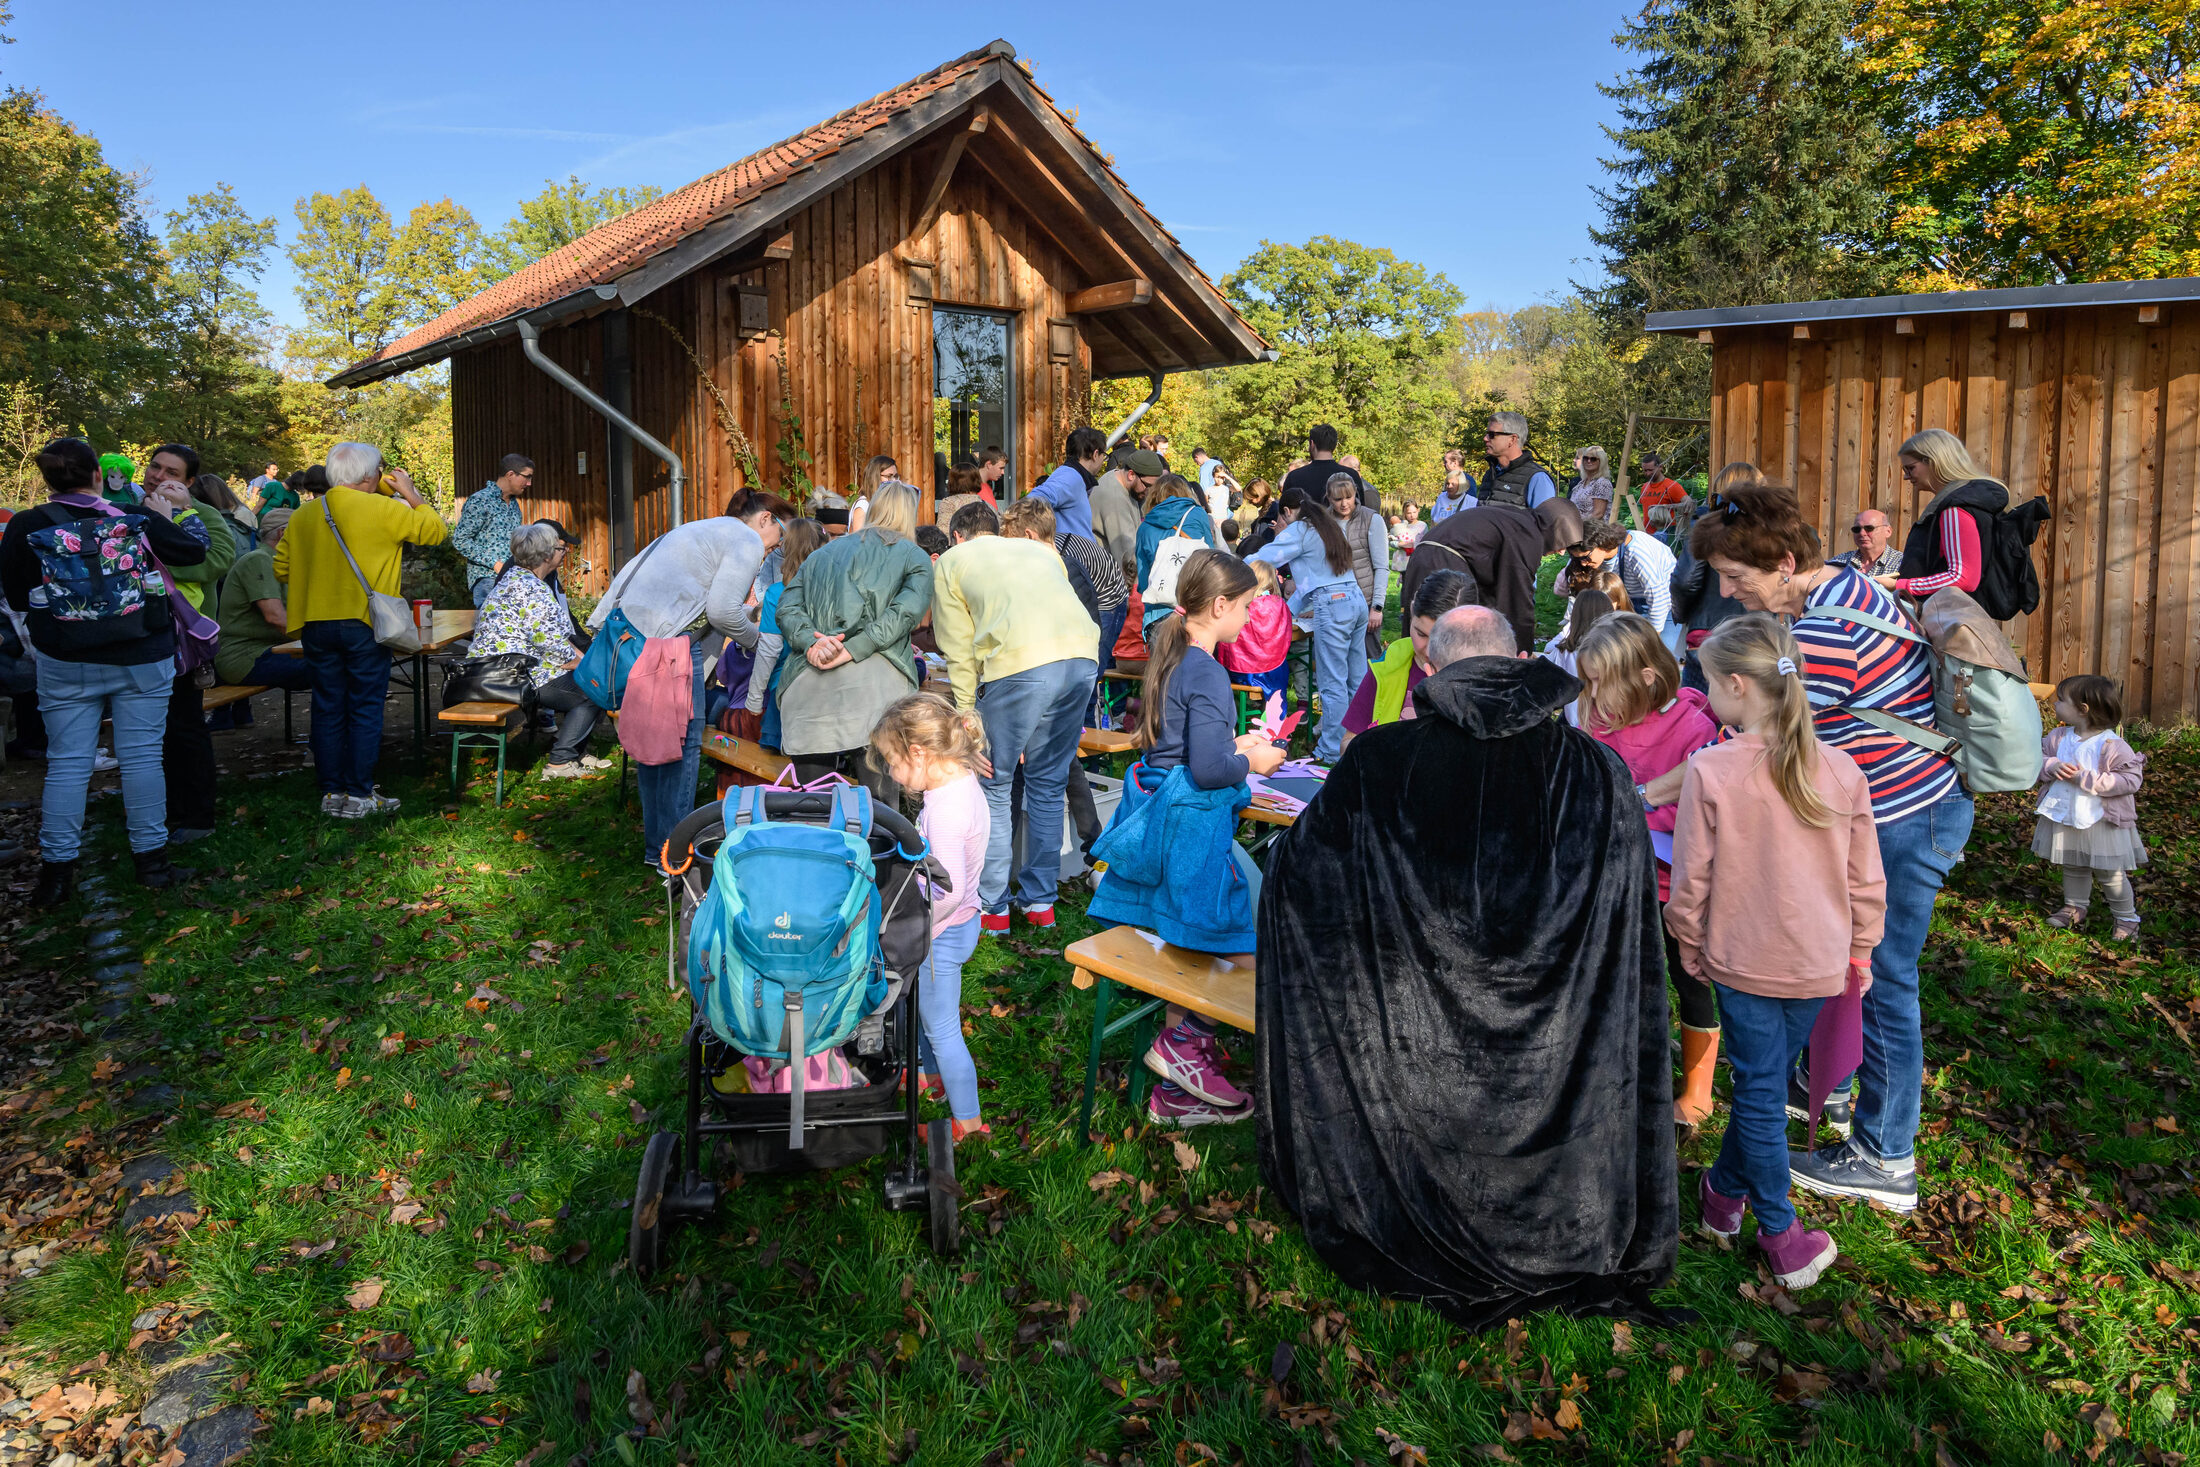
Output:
(1064, 926), (1255, 1143)
(440, 701), (522, 806)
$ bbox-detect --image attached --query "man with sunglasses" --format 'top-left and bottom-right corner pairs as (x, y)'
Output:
(454, 453), (536, 607)
(1830, 508), (1902, 579)
(1474, 413), (1558, 512)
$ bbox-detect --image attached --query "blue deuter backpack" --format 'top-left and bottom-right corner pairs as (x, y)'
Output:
(685, 785), (885, 1148)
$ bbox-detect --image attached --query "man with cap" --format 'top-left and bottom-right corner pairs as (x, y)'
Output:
(533, 519), (589, 645)
(213, 504), (316, 703)
(1027, 426), (1107, 541)
(1090, 442), (1144, 578)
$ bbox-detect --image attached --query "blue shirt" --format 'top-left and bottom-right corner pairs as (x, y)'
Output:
(1247, 519), (1356, 610)
(452, 484), (524, 581)
(1028, 462), (1096, 540)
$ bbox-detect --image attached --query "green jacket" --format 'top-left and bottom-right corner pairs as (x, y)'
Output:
(168, 503), (236, 613)
(776, 527), (934, 675)
(1368, 637), (1418, 726)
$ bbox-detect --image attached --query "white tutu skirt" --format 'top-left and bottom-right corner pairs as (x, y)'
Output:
(2033, 817), (2148, 871)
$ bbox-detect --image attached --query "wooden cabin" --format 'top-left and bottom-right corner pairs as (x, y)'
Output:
(1646, 279), (2200, 724)
(330, 39), (1267, 585)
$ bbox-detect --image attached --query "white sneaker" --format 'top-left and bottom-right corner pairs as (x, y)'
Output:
(345, 790), (402, 817)
(93, 750), (120, 773)
(320, 793), (346, 815)
(578, 754), (616, 770)
(539, 762), (585, 779)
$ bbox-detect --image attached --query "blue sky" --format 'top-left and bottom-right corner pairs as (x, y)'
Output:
(10, 1), (1632, 332)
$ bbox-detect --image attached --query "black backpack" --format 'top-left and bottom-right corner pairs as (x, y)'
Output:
(1975, 496), (2050, 621)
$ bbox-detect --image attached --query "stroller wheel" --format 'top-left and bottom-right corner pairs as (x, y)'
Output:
(926, 1122), (961, 1257)
(629, 1131), (683, 1279)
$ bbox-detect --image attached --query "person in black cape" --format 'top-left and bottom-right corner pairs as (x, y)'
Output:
(1256, 605), (1681, 1330)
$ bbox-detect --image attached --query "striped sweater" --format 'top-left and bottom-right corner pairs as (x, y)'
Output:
(1791, 567), (1960, 825)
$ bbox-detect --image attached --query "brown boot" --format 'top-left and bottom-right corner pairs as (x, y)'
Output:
(1675, 1026), (1720, 1128)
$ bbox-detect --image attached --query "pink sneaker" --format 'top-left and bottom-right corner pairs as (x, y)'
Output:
(1699, 1174), (1747, 1240)
(1758, 1222), (1838, 1289)
(1144, 1027), (1249, 1107)
(1146, 1081), (1250, 1128)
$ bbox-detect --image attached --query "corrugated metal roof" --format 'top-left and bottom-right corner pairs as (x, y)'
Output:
(1646, 277), (2200, 334)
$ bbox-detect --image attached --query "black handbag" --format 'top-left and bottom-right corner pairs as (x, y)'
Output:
(442, 652), (538, 707)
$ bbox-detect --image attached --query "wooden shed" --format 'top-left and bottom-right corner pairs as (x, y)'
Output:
(329, 39), (1267, 588)
(1647, 279), (2200, 724)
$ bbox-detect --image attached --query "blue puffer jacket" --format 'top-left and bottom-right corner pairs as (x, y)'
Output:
(1088, 760), (1255, 952)
(1133, 495), (1217, 629)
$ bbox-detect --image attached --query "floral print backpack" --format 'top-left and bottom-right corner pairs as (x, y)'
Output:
(23, 508), (163, 656)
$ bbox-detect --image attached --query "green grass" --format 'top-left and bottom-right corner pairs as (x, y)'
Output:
(3, 661), (2198, 1464)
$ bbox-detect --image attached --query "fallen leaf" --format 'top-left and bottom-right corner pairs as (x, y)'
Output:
(1611, 1320), (1634, 1355)
(346, 1277), (385, 1310)
(625, 1369), (656, 1427)
(465, 1369), (501, 1394)
(147, 992), (176, 1007)
(92, 1057), (122, 1081)
(1554, 1398), (1583, 1431)
(2156, 1116), (2182, 1134)
(294, 1396), (334, 1420)
(1170, 1137), (1199, 1172)
(388, 1202), (423, 1224)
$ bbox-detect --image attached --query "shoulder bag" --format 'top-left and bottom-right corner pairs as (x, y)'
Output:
(321, 498), (422, 654)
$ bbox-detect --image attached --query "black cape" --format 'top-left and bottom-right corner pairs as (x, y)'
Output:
(1398, 505), (1546, 652)
(1256, 656), (1678, 1330)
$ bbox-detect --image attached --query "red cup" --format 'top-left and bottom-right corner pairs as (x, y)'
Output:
(412, 599), (433, 635)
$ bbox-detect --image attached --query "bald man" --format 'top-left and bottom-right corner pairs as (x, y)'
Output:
(1257, 591), (1679, 1330)
(1833, 509), (1902, 579)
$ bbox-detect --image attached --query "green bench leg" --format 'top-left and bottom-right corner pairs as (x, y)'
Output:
(1077, 976), (1167, 1146)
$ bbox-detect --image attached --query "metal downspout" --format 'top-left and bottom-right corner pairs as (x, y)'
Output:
(1105, 373), (1164, 450)
(516, 316), (684, 533)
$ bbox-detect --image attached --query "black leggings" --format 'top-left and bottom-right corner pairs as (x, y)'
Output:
(1663, 927), (1719, 1030)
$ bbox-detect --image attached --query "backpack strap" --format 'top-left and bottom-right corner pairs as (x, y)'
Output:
(1812, 602), (1927, 647)
(831, 783), (872, 837)
(1807, 604), (1963, 758)
(732, 785), (761, 827)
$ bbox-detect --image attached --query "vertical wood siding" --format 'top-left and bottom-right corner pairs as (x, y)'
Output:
(1706, 304), (2200, 723)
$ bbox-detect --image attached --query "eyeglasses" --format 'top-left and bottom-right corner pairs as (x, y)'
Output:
(1483, 429), (1513, 439)
(1850, 525), (1879, 536)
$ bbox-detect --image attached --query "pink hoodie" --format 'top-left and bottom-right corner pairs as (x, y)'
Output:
(1219, 593), (1292, 675)
(1585, 687), (1717, 899)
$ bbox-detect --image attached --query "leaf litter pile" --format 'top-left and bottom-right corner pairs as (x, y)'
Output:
(0, 725), (2196, 1465)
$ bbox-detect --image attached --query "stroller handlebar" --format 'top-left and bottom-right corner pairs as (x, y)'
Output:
(664, 790), (923, 868)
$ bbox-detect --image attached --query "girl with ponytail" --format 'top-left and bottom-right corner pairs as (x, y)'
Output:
(1664, 612), (1887, 1292)
(870, 693), (994, 1146)
(1092, 549), (1284, 1128)
(1249, 485), (1368, 762)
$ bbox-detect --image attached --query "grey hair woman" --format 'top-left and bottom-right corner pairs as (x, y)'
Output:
(470, 518), (605, 780)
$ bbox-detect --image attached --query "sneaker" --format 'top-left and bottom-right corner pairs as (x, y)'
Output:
(539, 762), (586, 779)
(2046, 904), (2086, 929)
(2110, 912), (2141, 942)
(93, 750), (119, 773)
(979, 911), (1011, 935)
(1144, 1028), (1250, 1108)
(319, 792), (346, 815)
(579, 754), (616, 771)
(1758, 1222), (1839, 1289)
(1019, 904), (1057, 930)
(1785, 1072), (1854, 1139)
(168, 826), (215, 845)
(1146, 1081), (1251, 1128)
(1699, 1173), (1747, 1240)
(355, 789), (402, 816)
(1789, 1137), (1918, 1213)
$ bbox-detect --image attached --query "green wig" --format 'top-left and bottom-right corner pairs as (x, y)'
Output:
(98, 452), (135, 480)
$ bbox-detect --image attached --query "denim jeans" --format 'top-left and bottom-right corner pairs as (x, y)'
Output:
(915, 915), (983, 1121)
(302, 619), (393, 798)
(164, 668), (217, 831)
(35, 653), (174, 859)
(636, 635), (708, 871)
(1831, 787), (1974, 1163)
(233, 649), (316, 692)
(470, 576), (497, 609)
(534, 672), (601, 764)
(1708, 983), (1828, 1235)
(1306, 583), (1370, 763)
(976, 657), (1096, 912)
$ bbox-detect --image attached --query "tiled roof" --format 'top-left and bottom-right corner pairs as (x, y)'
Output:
(343, 43), (1002, 377)
(337, 39), (1256, 382)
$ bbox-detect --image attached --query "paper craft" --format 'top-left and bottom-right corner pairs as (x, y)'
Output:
(1249, 691), (1303, 745)
(1247, 760), (1329, 815)
(1649, 829), (1674, 865)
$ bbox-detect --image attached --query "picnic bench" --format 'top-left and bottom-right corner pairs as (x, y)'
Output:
(201, 683), (301, 742)
(441, 700), (525, 806)
(1065, 926), (1254, 1144)
(275, 607), (477, 762)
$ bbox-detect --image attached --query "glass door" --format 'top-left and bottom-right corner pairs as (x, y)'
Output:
(932, 307), (1013, 494)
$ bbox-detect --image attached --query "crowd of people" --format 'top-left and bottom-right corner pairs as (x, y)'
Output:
(2, 414), (2147, 1331)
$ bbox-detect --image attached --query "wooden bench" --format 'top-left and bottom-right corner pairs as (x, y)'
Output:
(440, 701), (524, 806)
(1078, 726), (1139, 758)
(1064, 926), (1255, 1143)
(701, 727), (791, 781)
(202, 683), (301, 742)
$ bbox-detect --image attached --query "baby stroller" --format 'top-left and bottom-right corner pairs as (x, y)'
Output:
(629, 785), (960, 1277)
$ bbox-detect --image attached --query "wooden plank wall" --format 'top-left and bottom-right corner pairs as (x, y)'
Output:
(450, 150), (1093, 592)
(1706, 303), (2200, 724)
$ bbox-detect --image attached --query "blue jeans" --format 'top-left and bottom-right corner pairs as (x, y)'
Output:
(636, 635), (709, 870)
(1305, 583), (1370, 763)
(470, 576), (497, 609)
(302, 619), (392, 798)
(976, 657), (1096, 912)
(915, 916), (983, 1120)
(233, 649), (316, 692)
(1823, 787), (1974, 1163)
(35, 653), (174, 859)
(1709, 984), (1829, 1235)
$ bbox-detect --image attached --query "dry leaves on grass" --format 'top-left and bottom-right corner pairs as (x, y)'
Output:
(345, 1277), (385, 1310)
(464, 1369), (501, 1394)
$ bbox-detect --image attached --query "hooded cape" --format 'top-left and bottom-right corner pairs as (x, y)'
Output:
(1255, 656), (1678, 1330)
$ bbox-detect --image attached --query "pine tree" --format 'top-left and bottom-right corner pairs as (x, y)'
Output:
(1589, 0), (1890, 316)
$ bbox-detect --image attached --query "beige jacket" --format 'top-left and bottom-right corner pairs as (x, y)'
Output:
(1664, 733), (1888, 1000)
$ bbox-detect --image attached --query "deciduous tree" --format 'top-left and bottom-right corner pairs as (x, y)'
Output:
(482, 175), (663, 279)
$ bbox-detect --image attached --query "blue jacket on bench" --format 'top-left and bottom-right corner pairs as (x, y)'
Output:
(1087, 760), (1256, 953)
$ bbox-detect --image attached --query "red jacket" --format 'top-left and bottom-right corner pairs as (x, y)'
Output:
(1219, 593), (1292, 675)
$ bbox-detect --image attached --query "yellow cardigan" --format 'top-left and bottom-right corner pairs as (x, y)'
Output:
(271, 488), (449, 632)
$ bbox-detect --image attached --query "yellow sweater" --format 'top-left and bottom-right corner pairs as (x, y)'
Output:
(930, 535), (1102, 709)
(271, 488), (450, 632)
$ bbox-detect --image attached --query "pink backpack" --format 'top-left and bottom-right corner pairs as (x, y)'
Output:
(615, 636), (693, 765)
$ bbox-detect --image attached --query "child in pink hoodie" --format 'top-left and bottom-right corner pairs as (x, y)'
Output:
(1574, 612), (1720, 1124)
(1665, 613), (1885, 1291)
(1218, 558), (1292, 707)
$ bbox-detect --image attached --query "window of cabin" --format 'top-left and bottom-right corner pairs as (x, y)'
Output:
(932, 308), (1013, 497)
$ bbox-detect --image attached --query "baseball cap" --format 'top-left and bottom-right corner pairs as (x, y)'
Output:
(1123, 449), (1167, 478)
(533, 518), (580, 545)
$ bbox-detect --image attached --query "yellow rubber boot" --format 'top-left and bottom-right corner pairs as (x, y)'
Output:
(1675, 1026), (1720, 1128)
